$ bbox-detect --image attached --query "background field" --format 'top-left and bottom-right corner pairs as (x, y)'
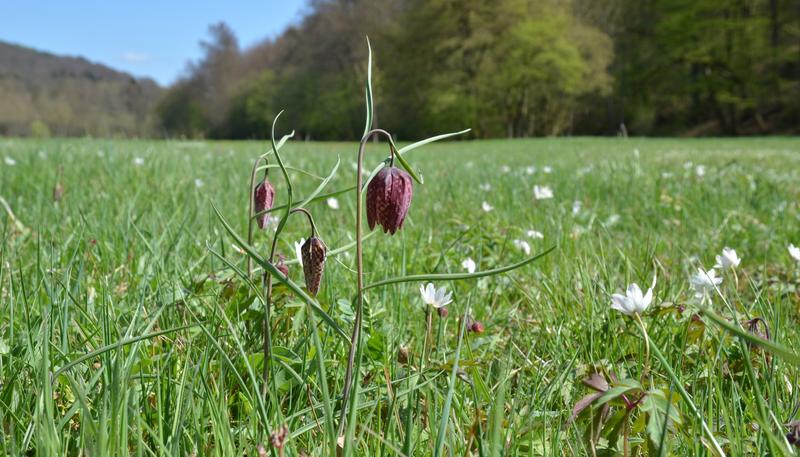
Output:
(1, 137), (800, 455)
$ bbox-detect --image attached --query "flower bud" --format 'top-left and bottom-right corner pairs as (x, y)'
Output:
(301, 236), (327, 296)
(437, 306), (449, 318)
(469, 320), (485, 334)
(270, 425), (289, 451)
(397, 345), (409, 365)
(366, 166), (413, 235)
(274, 254), (289, 277)
(254, 178), (275, 229)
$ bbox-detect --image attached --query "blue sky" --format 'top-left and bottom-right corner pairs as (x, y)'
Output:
(1, 1), (307, 85)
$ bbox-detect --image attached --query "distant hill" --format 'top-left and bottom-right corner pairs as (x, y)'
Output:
(0, 41), (161, 137)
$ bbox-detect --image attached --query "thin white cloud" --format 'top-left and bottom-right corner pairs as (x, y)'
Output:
(121, 52), (150, 63)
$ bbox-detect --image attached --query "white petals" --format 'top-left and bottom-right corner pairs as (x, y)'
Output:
(714, 247), (741, 270)
(610, 283), (653, 316)
(526, 230), (544, 239)
(462, 258), (476, 274)
(294, 238), (306, 266)
(789, 244), (800, 262)
(133, 157), (145, 166)
(533, 185), (554, 200)
(690, 267), (722, 299)
(326, 197), (340, 210)
(420, 283), (452, 308)
(481, 201), (493, 212)
(513, 239), (531, 255)
(3, 157), (16, 166)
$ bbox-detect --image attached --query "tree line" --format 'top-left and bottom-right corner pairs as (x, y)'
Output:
(156, 0), (800, 140)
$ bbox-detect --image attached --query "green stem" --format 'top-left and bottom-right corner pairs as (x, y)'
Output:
(339, 128), (396, 452)
(634, 312), (650, 379)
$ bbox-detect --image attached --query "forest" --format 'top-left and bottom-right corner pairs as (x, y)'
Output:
(155, 0), (800, 139)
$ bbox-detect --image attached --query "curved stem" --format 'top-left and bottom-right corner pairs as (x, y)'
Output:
(289, 207), (318, 238)
(338, 128), (396, 440)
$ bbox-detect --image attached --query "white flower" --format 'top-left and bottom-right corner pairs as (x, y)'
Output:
(294, 238), (306, 266)
(610, 283), (653, 316)
(661, 172), (674, 179)
(513, 239), (531, 255)
(327, 197), (340, 210)
(604, 214), (621, 227)
(526, 230), (544, 239)
(500, 165), (511, 173)
(419, 283), (453, 308)
(194, 179), (204, 188)
(691, 268), (722, 299)
(481, 201), (493, 212)
(533, 185), (554, 200)
(3, 157), (16, 166)
(714, 247), (741, 270)
(542, 166), (553, 174)
(462, 258), (476, 273)
(683, 161), (693, 170)
(525, 166), (536, 175)
(789, 244), (800, 262)
(572, 200), (582, 216)
(696, 165), (706, 177)
(479, 183), (492, 192)
(133, 157), (145, 166)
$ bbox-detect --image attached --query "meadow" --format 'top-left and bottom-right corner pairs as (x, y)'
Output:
(1, 136), (800, 456)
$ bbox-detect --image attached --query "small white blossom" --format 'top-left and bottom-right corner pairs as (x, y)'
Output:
(695, 165), (706, 177)
(610, 283), (653, 316)
(683, 161), (693, 170)
(294, 238), (306, 266)
(661, 172), (674, 179)
(691, 268), (722, 299)
(419, 283), (453, 308)
(525, 166), (536, 175)
(714, 247), (741, 270)
(513, 239), (531, 255)
(789, 244), (800, 262)
(133, 157), (145, 166)
(481, 201), (493, 212)
(604, 214), (621, 227)
(542, 166), (553, 174)
(326, 197), (340, 210)
(526, 230), (544, 239)
(500, 165), (511, 173)
(479, 183), (492, 192)
(194, 179), (204, 188)
(462, 258), (476, 273)
(3, 157), (16, 166)
(572, 200), (582, 216)
(533, 185), (554, 200)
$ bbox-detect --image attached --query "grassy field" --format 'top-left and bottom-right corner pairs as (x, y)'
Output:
(1, 136), (800, 456)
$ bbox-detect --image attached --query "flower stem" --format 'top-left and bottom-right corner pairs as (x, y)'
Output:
(338, 128), (396, 446)
(633, 312), (650, 378)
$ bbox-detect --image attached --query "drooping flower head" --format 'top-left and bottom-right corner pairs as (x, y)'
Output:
(366, 166), (413, 234)
(301, 236), (327, 296)
(254, 178), (276, 230)
(714, 247), (741, 270)
(610, 283), (653, 316)
(462, 258), (476, 274)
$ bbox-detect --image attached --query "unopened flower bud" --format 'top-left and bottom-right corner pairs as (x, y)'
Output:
(366, 166), (413, 235)
(254, 178), (275, 229)
(469, 320), (485, 334)
(275, 254), (289, 277)
(397, 345), (409, 365)
(437, 306), (449, 318)
(270, 425), (289, 452)
(301, 236), (327, 296)
(787, 421), (800, 447)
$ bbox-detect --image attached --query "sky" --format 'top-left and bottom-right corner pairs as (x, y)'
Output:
(0, 0), (307, 86)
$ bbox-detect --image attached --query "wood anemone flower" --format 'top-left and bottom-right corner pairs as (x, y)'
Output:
(301, 236), (327, 296)
(366, 166), (413, 235)
(253, 178), (275, 229)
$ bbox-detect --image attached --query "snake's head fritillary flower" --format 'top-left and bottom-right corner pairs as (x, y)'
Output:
(301, 237), (327, 296)
(610, 283), (653, 316)
(513, 239), (531, 255)
(789, 244), (800, 263)
(469, 320), (485, 333)
(481, 201), (493, 212)
(274, 254), (289, 277)
(714, 247), (741, 270)
(366, 166), (413, 235)
(419, 283), (452, 309)
(326, 197), (340, 210)
(462, 258), (476, 274)
(437, 306), (449, 318)
(254, 178), (276, 230)
(269, 425), (289, 451)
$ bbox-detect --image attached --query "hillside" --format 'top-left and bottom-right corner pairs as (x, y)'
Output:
(0, 41), (161, 137)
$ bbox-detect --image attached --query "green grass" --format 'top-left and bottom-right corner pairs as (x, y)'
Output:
(1, 136), (799, 455)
